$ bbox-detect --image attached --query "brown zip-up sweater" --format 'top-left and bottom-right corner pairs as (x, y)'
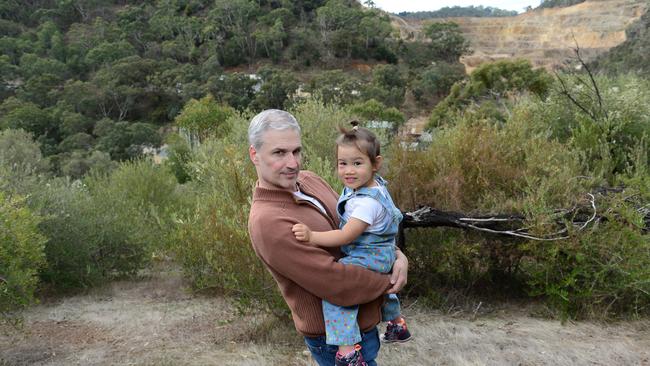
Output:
(248, 170), (391, 337)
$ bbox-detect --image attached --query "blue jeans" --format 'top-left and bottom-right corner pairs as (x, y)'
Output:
(304, 326), (380, 366)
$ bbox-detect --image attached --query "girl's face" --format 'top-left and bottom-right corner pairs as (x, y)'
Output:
(336, 144), (381, 190)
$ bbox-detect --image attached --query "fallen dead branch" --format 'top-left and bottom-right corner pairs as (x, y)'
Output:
(397, 189), (649, 248)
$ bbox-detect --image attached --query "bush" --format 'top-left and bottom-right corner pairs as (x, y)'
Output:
(532, 74), (650, 180)
(524, 190), (650, 318)
(389, 110), (581, 213)
(0, 129), (50, 195)
(0, 193), (46, 324)
(391, 75), (650, 318)
(34, 160), (179, 289)
(172, 139), (288, 314)
(428, 59), (553, 128)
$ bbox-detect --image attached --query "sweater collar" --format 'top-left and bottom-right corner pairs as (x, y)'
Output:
(252, 172), (319, 203)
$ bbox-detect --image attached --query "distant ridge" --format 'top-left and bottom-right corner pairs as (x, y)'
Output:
(392, 0), (648, 73)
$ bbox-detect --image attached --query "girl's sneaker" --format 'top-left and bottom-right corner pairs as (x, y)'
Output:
(381, 321), (412, 343)
(334, 345), (368, 366)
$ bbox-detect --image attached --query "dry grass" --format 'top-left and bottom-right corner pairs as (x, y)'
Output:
(1, 269), (649, 366)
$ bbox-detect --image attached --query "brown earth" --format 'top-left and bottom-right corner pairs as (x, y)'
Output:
(2, 269), (649, 366)
(392, 0), (649, 73)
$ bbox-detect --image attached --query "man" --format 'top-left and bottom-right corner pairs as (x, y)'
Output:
(247, 109), (408, 366)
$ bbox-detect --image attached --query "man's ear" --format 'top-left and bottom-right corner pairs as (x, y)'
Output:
(249, 145), (258, 165)
(373, 155), (383, 172)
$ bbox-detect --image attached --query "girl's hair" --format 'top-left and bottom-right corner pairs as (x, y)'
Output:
(335, 121), (381, 165)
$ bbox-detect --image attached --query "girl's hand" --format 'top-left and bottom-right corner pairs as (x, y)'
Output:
(292, 223), (312, 242)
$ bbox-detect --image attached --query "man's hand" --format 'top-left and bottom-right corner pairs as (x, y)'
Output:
(387, 250), (408, 294)
(292, 223), (312, 242)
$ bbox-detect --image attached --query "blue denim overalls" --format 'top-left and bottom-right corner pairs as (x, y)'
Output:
(323, 175), (403, 346)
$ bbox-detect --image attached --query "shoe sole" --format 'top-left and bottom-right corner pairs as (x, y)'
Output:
(380, 335), (412, 343)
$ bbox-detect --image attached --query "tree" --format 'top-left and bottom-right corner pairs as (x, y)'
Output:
(361, 64), (407, 108)
(0, 129), (50, 194)
(55, 109), (94, 137)
(58, 132), (95, 153)
(358, 10), (391, 51)
(0, 98), (56, 142)
(85, 41), (137, 69)
(308, 69), (361, 106)
(316, 0), (364, 58)
(348, 98), (405, 133)
(467, 59), (552, 99)
(17, 74), (64, 107)
(411, 62), (466, 105)
(252, 68), (299, 110)
(0, 55), (19, 101)
(207, 0), (260, 64)
(428, 59), (553, 128)
(90, 56), (159, 121)
(254, 19), (287, 62)
(424, 22), (471, 62)
(175, 94), (234, 141)
(94, 120), (162, 160)
(206, 73), (257, 112)
(18, 54), (68, 80)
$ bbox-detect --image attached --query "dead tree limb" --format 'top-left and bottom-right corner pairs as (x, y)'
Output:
(396, 191), (648, 251)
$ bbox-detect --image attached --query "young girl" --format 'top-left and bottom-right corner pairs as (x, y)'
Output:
(292, 123), (411, 366)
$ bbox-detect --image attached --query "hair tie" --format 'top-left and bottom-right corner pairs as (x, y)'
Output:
(350, 120), (359, 131)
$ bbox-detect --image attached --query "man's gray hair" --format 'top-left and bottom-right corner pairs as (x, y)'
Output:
(248, 109), (301, 150)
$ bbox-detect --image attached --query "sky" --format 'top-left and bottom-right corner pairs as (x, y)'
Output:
(371, 0), (542, 13)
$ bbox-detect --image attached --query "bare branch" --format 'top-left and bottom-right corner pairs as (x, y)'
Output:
(554, 70), (597, 121)
(400, 189), (650, 241)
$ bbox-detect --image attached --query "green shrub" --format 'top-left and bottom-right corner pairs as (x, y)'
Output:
(172, 139), (288, 314)
(0, 193), (46, 324)
(524, 190), (650, 318)
(164, 133), (193, 184)
(34, 160), (180, 289)
(392, 76), (650, 318)
(532, 74), (650, 180)
(428, 59), (553, 128)
(0, 129), (50, 195)
(389, 110), (582, 213)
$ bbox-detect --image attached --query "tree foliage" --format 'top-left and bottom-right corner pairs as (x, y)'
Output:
(398, 6), (517, 19)
(429, 59), (553, 128)
(0, 193), (46, 324)
(423, 22), (472, 63)
(175, 94), (234, 141)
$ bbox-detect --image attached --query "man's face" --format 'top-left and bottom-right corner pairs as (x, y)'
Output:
(249, 128), (302, 192)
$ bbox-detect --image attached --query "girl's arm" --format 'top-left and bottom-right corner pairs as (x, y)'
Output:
(292, 218), (369, 247)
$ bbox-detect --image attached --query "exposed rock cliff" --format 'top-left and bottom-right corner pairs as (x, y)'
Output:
(394, 0), (648, 72)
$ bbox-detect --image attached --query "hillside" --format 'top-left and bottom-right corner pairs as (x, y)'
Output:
(590, 5), (650, 75)
(394, 0), (648, 72)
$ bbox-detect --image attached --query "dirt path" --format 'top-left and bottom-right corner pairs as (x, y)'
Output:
(2, 270), (649, 366)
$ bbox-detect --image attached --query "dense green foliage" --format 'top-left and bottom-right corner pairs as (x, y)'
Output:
(397, 6), (517, 19)
(0, 1), (648, 322)
(0, 0), (472, 180)
(393, 70), (650, 319)
(429, 59), (553, 128)
(422, 22), (472, 63)
(32, 161), (180, 289)
(0, 193), (46, 324)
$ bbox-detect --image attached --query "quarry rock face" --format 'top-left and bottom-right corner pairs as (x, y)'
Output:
(395, 0), (648, 72)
